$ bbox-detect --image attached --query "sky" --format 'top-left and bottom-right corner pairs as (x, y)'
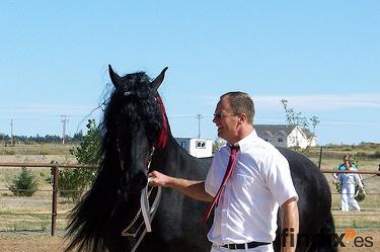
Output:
(0, 1), (379, 145)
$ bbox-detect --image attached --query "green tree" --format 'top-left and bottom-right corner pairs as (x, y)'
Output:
(8, 167), (38, 196)
(59, 119), (101, 201)
(280, 99), (320, 151)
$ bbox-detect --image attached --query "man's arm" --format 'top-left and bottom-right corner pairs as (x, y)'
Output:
(148, 170), (213, 202)
(279, 197), (299, 252)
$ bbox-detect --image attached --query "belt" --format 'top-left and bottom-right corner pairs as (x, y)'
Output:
(222, 241), (270, 250)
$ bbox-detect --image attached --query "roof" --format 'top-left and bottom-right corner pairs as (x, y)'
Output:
(254, 124), (296, 137)
(254, 124), (315, 138)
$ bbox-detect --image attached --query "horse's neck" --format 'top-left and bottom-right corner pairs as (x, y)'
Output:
(153, 134), (210, 179)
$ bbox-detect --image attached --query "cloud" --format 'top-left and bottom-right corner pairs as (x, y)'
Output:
(199, 92), (380, 112)
(254, 93), (380, 112)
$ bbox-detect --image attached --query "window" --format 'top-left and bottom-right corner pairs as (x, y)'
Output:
(195, 140), (206, 149)
(278, 138), (283, 143)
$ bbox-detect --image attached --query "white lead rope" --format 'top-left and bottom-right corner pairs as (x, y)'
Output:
(120, 147), (161, 251)
(132, 184), (161, 252)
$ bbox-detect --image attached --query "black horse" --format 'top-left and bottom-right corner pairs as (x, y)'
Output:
(65, 66), (337, 252)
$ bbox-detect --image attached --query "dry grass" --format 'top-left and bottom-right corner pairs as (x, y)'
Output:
(0, 143), (75, 156)
(0, 147), (379, 250)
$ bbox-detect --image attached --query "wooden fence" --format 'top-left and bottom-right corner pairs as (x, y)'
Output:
(0, 162), (96, 236)
(0, 162), (379, 236)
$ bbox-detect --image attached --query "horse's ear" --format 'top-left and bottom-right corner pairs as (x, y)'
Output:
(108, 65), (121, 87)
(151, 67), (168, 91)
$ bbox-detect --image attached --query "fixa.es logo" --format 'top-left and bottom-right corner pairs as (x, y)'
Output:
(340, 228), (373, 248)
(281, 228), (374, 248)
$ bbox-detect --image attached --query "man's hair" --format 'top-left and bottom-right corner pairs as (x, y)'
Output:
(221, 91), (255, 124)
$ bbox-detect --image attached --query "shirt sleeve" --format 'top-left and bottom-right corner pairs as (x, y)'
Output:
(205, 150), (222, 197)
(266, 153), (299, 206)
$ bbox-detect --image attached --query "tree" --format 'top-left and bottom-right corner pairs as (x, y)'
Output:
(59, 119), (102, 201)
(280, 99), (320, 151)
(8, 167), (38, 196)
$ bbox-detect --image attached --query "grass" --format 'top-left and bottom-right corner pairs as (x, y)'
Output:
(0, 143), (75, 156)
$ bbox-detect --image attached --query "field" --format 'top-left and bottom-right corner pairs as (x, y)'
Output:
(0, 144), (380, 251)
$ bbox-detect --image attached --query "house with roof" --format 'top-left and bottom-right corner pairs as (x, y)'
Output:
(254, 124), (317, 149)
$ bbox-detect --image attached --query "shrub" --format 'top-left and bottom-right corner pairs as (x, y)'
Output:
(8, 167), (38, 196)
(58, 119), (101, 202)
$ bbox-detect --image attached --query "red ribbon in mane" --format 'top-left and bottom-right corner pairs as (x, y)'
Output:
(154, 95), (168, 149)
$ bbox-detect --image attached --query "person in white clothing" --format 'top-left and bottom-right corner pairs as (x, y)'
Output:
(333, 155), (365, 211)
(149, 92), (299, 252)
(338, 165), (364, 211)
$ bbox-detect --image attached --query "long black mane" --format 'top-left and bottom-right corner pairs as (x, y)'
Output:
(66, 66), (337, 252)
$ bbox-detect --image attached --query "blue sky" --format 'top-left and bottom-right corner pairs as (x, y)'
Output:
(0, 1), (379, 145)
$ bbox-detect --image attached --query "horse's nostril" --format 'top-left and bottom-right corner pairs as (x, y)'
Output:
(134, 172), (148, 188)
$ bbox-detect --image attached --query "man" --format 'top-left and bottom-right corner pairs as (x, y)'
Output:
(149, 92), (299, 252)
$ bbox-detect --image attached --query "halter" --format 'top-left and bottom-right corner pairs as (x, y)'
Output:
(120, 94), (168, 252)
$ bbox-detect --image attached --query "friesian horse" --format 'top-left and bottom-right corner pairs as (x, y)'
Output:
(65, 66), (337, 252)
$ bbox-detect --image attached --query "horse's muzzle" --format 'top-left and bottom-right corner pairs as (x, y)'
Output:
(120, 171), (148, 198)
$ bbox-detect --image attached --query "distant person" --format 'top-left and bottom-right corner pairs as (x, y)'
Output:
(333, 154), (358, 182)
(335, 155), (365, 211)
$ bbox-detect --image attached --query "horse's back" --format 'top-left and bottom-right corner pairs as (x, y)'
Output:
(276, 148), (336, 252)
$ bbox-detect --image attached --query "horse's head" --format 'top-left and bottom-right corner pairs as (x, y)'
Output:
(104, 65), (168, 200)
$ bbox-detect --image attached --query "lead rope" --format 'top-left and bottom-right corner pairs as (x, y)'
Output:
(120, 147), (162, 252)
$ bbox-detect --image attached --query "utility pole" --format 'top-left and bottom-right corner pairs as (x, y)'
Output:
(196, 114), (203, 139)
(10, 119), (14, 146)
(61, 115), (69, 144)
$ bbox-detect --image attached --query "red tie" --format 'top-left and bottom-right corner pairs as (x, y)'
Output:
(202, 145), (240, 222)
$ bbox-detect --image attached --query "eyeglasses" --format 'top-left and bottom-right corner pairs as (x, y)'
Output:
(213, 112), (236, 120)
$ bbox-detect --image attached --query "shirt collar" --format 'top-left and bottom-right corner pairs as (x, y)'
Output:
(228, 129), (258, 152)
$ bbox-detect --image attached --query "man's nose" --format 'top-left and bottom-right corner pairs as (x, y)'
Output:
(213, 116), (218, 124)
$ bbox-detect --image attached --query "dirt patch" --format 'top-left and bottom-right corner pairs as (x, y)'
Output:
(0, 233), (65, 252)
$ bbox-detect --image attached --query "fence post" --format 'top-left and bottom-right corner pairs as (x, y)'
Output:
(318, 146), (323, 169)
(51, 163), (59, 236)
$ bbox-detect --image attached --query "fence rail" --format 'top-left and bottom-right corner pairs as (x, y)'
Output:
(0, 162), (96, 236)
(0, 162), (379, 235)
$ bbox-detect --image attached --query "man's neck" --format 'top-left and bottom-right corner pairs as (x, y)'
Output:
(229, 125), (254, 145)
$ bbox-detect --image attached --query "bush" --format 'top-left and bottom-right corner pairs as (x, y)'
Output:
(8, 167), (38, 196)
(58, 119), (101, 202)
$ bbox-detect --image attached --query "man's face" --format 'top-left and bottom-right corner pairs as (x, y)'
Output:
(213, 97), (239, 143)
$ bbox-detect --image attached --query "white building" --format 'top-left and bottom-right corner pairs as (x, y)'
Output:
(175, 138), (213, 158)
(255, 124), (317, 149)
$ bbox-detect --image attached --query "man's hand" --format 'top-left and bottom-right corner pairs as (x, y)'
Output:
(148, 170), (212, 202)
(148, 170), (173, 187)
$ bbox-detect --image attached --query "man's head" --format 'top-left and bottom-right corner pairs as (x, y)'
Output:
(213, 92), (254, 144)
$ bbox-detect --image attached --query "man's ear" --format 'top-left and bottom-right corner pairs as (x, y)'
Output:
(240, 113), (248, 123)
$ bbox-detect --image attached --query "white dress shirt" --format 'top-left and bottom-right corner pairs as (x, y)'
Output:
(205, 130), (298, 245)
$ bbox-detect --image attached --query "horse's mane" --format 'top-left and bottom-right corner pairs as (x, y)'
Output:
(65, 71), (167, 251)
